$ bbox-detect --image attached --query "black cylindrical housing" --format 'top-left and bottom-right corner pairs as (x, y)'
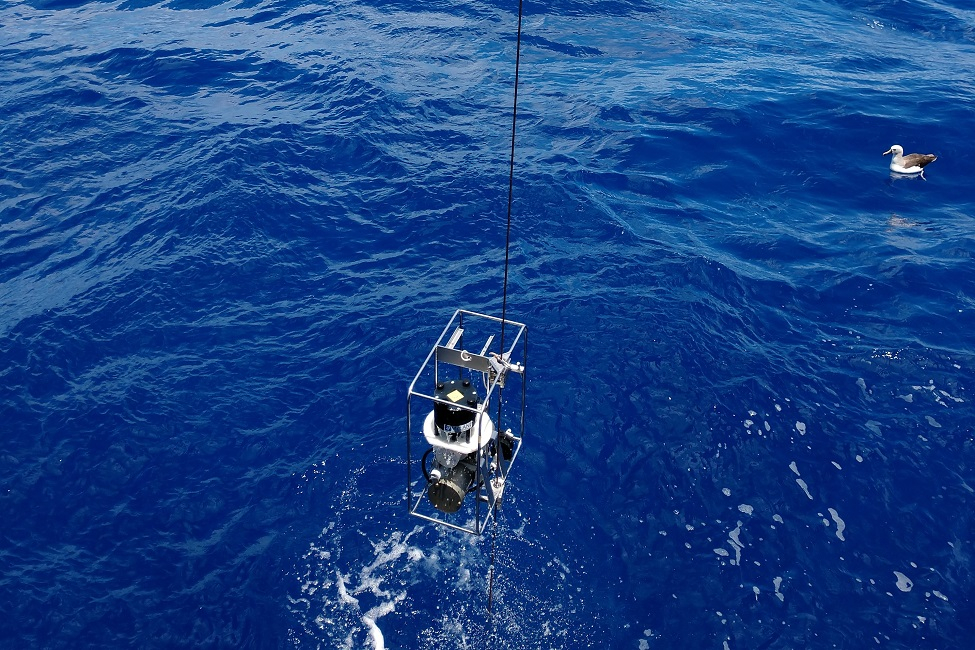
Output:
(433, 379), (478, 440)
(428, 462), (475, 513)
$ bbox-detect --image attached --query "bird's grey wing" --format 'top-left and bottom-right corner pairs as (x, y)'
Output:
(902, 153), (937, 168)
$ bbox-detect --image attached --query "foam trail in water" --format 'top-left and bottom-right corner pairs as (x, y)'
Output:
(894, 571), (914, 593)
(363, 599), (401, 650)
(827, 507), (846, 541)
(293, 523), (437, 648)
(790, 461), (814, 499)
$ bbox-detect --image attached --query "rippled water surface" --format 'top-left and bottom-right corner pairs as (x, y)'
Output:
(2, 0), (974, 647)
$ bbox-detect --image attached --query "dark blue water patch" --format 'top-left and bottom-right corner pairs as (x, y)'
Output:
(598, 104), (634, 123)
(836, 52), (916, 74)
(533, 0), (659, 18)
(524, 283), (974, 645)
(160, 0), (234, 10)
(21, 0), (94, 8)
(202, 2), (329, 29)
(258, 8), (332, 30)
(521, 33), (603, 58)
(0, 268), (406, 646)
(242, 8), (280, 24)
(82, 46), (257, 92)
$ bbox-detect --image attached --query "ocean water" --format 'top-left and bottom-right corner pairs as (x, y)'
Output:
(2, 0), (974, 647)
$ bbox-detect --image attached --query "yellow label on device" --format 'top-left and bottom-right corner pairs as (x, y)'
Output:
(446, 389), (465, 402)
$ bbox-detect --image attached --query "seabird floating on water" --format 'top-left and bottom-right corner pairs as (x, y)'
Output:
(884, 144), (937, 178)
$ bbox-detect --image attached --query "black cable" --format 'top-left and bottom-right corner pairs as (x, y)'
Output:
(421, 447), (434, 483)
(499, 0), (525, 357)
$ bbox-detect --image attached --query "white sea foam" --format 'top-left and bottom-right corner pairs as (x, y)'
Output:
(363, 598), (402, 650)
(727, 521), (744, 565)
(856, 377), (871, 398)
(295, 523), (487, 648)
(939, 389), (964, 403)
(796, 478), (813, 500)
(894, 571), (913, 592)
(828, 508), (846, 541)
(294, 488), (606, 650)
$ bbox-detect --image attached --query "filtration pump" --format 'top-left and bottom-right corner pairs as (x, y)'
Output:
(406, 310), (526, 535)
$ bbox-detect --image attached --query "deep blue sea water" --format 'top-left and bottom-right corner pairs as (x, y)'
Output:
(2, 0), (975, 647)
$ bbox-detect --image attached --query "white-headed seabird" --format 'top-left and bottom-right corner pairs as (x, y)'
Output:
(884, 144), (937, 179)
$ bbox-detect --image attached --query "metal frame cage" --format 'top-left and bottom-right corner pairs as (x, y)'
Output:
(406, 309), (527, 535)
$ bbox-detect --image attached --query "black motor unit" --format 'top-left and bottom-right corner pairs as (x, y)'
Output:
(433, 379), (478, 443)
